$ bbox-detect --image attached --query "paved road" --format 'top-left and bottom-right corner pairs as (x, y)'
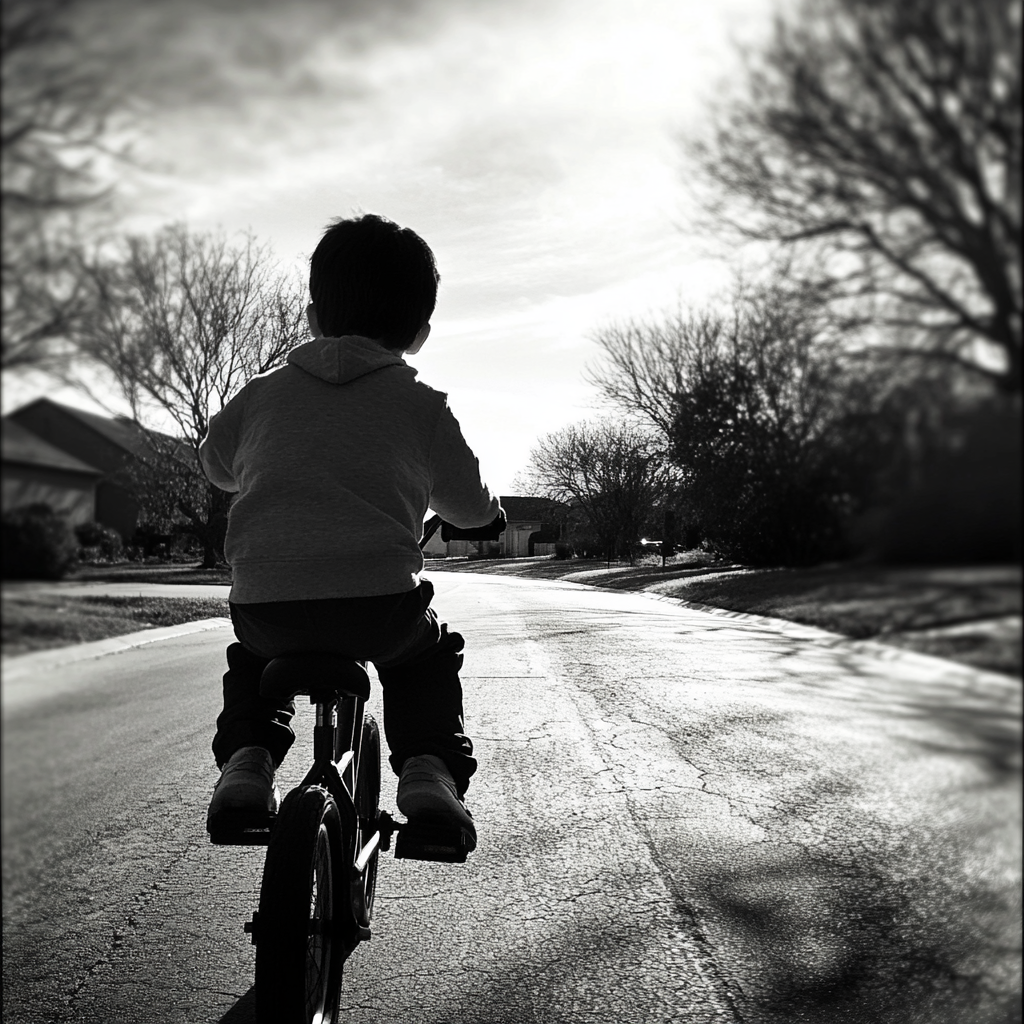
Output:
(2, 574), (1020, 1024)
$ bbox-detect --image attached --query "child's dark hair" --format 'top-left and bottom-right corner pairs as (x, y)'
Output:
(309, 214), (439, 350)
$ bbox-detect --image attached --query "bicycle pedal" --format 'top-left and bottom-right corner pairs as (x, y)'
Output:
(207, 810), (276, 846)
(208, 826), (272, 846)
(394, 822), (470, 863)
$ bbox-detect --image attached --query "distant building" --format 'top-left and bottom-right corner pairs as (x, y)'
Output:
(423, 495), (567, 558)
(3, 399), (171, 540)
(1, 418), (103, 526)
(497, 496), (566, 557)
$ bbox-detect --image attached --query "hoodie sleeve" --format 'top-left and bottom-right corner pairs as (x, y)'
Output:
(428, 402), (500, 527)
(199, 390), (245, 493)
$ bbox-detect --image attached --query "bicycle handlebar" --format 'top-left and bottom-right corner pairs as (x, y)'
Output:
(421, 510), (507, 548)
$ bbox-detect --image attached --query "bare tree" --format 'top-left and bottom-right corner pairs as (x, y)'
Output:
(587, 281), (942, 563)
(522, 420), (674, 563)
(1, 0), (127, 370)
(691, 0), (1022, 394)
(76, 224), (307, 566)
(584, 306), (736, 440)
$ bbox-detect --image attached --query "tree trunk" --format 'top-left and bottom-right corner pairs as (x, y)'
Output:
(201, 484), (231, 569)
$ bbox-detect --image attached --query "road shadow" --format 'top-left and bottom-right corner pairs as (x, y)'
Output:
(389, 858), (1021, 1024)
(216, 986), (255, 1024)
(405, 790), (1021, 1024)
(691, 856), (1021, 1024)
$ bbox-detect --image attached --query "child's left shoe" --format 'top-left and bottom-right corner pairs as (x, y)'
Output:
(396, 754), (477, 852)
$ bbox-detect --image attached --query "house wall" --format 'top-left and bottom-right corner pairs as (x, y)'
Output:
(421, 530), (448, 557)
(2, 465), (97, 524)
(503, 521), (542, 557)
(420, 512), (559, 559)
(445, 539), (500, 557)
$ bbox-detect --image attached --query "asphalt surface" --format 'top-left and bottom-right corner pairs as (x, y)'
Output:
(2, 574), (1020, 1024)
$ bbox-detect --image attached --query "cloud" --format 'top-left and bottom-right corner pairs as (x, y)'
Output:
(75, 0), (457, 106)
(107, 0), (768, 350)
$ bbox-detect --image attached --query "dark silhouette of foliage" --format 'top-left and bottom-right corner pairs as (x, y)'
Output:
(588, 282), (932, 564)
(2, 502), (78, 579)
(73, 519), (123, 561)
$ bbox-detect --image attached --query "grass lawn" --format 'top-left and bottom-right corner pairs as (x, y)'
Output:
(72, 562), (233, 585)
(645, 564), (1019, 635)
(1, 594), (230, 657)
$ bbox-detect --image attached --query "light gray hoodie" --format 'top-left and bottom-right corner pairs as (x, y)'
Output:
(199, 335), (499, 602)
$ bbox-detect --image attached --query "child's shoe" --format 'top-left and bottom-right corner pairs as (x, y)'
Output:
(396, 754), (477, 851)
(206, 745), (280, 835)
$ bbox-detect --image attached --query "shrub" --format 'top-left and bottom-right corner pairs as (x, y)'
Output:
(554, 542), (574, 560)
(2, 504), (79, 580)
(74, 521), (124, 561)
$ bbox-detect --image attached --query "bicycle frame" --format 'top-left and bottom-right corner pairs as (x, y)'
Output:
(301, 691), (394, 929)
(298, 689), (362, 810)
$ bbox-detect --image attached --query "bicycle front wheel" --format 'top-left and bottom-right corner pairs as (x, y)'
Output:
(255, 786), (346, 1024)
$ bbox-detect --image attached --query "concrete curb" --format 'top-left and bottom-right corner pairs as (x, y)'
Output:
(1, 617), (232, 687)
(641, 592), (1021, 685)
(437, 571), (1018, 682)
(462, 573), (1019, 682)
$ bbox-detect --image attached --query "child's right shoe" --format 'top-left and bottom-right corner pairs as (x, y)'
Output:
(396, 754), (477, 851)
(206, 745), (280, 836)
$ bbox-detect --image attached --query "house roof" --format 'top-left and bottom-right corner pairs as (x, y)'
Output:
(1, 418), (102, 474)
(42, 401), (159, 459)
(499, 496), (568, 522)
(9, 398), (193, 463)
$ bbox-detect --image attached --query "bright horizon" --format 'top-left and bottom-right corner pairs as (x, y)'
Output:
(3, 0), (773, 495)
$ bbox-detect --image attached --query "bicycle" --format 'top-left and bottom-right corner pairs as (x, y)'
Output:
(209, 512), (505, 1024)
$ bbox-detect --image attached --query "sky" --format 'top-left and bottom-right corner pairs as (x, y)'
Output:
(5, 0), (774, 495)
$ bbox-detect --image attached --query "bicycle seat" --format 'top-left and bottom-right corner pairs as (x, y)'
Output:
(260, 654), (371, 702)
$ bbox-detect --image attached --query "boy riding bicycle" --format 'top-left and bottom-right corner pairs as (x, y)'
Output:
(200, 213), (502, 854)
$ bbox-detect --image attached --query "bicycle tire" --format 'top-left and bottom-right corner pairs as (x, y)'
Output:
(352, 714), (382, 930)
(254, 786), (346, 1024)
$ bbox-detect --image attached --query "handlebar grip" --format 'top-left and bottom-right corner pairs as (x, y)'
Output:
(441, 510), (507, 542)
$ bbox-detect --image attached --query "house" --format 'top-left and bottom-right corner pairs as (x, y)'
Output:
(4, 398), (163, 540)
(497, 496), (566, 557)
(423, 495), (568, 559)
(1, 418), (103, 526)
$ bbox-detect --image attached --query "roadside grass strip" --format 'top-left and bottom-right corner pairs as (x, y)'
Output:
(2, 594), (231, 657)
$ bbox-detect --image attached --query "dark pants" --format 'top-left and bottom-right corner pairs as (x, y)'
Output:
(212, 580), (476, 795)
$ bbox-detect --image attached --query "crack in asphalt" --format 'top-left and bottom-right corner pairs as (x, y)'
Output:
(531, 663), (748, 1022)
(53, 794), (203, 1023)
(616, 779), (749, 1023)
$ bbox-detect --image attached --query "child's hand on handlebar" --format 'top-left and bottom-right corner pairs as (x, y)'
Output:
(439, 508), (507, 542)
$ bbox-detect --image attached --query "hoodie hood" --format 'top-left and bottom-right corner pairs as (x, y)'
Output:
(287, 335), (412, 386)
